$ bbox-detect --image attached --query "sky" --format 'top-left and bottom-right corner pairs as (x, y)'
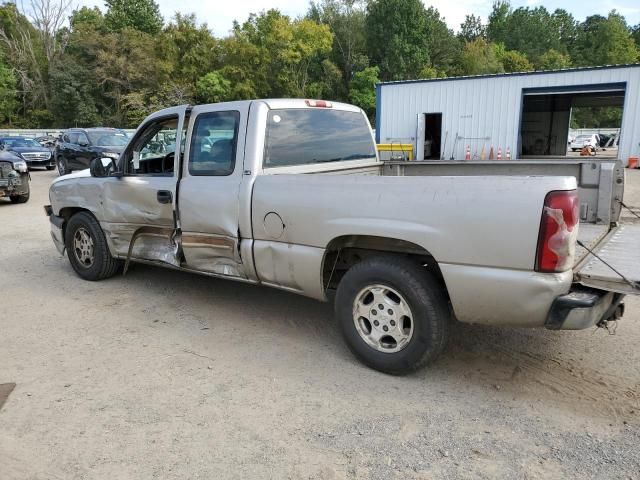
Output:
(76, 0), (640, 36)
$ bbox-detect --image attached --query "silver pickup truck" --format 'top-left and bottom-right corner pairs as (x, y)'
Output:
(45, 99), (640, 374)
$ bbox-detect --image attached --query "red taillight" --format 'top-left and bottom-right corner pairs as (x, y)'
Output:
(535, 190), (579, 273)
(305, 99), (332, 108)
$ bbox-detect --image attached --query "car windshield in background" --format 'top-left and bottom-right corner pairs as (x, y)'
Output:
(264, 108), (375, 167)
(3, 137), (41, 148)
(87, 131), (128, 147)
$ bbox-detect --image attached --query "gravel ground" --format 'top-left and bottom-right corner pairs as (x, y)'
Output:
(1, 168), (639, 479)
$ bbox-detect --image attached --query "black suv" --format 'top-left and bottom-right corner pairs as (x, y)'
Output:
(55, 128), (129, 175)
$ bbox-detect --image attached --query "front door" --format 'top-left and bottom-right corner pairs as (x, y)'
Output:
(178, 102), (248, 277)
(99, 106), (188, 266)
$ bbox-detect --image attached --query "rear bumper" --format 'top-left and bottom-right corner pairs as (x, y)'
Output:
(45, 206), (65, 255)
(545, 288), (624, 330)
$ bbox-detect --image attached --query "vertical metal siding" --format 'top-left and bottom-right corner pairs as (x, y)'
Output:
(379, 66), (640, 162)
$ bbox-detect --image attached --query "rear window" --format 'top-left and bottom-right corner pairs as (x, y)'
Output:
(264, 109), (376, 168)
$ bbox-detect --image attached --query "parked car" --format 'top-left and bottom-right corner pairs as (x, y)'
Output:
(46, 99), (636, 374)
(55, 128), (128, 175)
(35, 135), (59, 149)
(0, 136), (55, 170)
(0, 150), (30, 203)
(569, 134), (599, 152)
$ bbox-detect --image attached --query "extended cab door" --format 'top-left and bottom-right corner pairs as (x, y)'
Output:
(178, 102), (249, 278)
(99, 106), (188, 266)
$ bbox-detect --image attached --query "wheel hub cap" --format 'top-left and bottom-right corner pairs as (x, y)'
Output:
(353, 284), (414, 353)
(73, 228), (95, 268)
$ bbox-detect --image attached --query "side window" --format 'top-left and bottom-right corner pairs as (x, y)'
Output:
(122, 117), (178, 176)
(77, 133), (89, 146)
(67, 132), (79, 145)
(189, 111), (239, 176)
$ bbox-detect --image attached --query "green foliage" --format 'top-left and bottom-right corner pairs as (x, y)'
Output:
(349, 66), (379, 121)
(310, 0), (368, 101)
(70, 6), (104, 31)
(104, 0), (163, 34)
(196, 71), (231, 103)
(365, 0), (430, 81)
(498, 48), (533, 72)
(459, 14), (485, 42)
(49, 57), (98, 126)
(570, 106), (623, 128)
(573, 12), (639, 66)
(460, 39), (504, 75)
(0, 58), (17, 125)
(537, 49), (572, 70)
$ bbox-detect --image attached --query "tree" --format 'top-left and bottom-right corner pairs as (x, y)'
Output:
(221, 10), (333, 99)
(164, 13), (218, 93)
(104, 0), (163, 34)
(424, 7), (459, 74)
(459, 38), (504, 75)
(349, 65), (378, 121)
(573, 12), (639, 66)
(49, 56), (98, 126)
(69, 6), (104, 31)
(196, 71), (231, 103)
(0, 57), (17, 124)
(498, 48), (533, 72)
(487, 0), (510, 44)
(537, 49), (571, 70)
(633, 24), (640, 48)
(309, 0), (368, 100)
(0, 0), (71, 113)
(459, 14), (485, 42)
(365, 0), (430, 81)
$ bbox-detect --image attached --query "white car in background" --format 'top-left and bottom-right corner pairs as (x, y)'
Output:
(570, 134), (599, 152)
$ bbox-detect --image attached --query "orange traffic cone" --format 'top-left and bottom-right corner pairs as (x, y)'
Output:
(489, 146), (495, 160)
(465, 145), (471, 161)
(497, 147), (502, 160)
(506, 147), (511, 160)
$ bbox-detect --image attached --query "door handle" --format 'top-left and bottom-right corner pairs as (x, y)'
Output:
(157, 190), (172, 204)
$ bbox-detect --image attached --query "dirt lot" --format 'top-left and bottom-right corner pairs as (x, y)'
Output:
(1, 168), (639, 479)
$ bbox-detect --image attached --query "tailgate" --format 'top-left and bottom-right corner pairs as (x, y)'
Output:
(576, 224), (640, 295)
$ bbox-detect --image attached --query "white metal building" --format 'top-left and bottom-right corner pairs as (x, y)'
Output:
(375, 64), (640, 165)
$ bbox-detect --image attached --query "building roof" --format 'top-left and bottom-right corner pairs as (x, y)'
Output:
(378, 63), (640, 87)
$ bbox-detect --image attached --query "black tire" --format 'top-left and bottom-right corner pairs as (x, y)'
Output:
(57, 156), (70, 175)
(65, 211), (121, 281)
(335, 256), (450, 375)
(46, 165), (55, 170)
(9, 190), (29, 203)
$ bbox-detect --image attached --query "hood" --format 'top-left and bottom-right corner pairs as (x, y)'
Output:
(8, 146), (52, 154)
(51, 168), (91, 185)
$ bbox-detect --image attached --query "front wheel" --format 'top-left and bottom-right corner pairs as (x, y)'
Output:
(335, 256), (450, 374)
(57, 156), (70, 175)
(64, 211), (121, 280)
(9, 190), (29, 203)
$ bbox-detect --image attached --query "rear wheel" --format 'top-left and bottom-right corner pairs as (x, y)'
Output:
(65, 211), (121, 280)
(335, 256), (450, 374)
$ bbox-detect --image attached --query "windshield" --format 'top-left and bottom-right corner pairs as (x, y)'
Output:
(575, 135), (591, 141)
(3, 137), (41, 148)
(87, 131), (128, 147)
(264, 108), (376, 167)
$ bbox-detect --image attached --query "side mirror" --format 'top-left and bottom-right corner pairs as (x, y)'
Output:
(90, 157), (117, 177)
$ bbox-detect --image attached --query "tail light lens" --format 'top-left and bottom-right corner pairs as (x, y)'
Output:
(535, 190), (579, 273)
